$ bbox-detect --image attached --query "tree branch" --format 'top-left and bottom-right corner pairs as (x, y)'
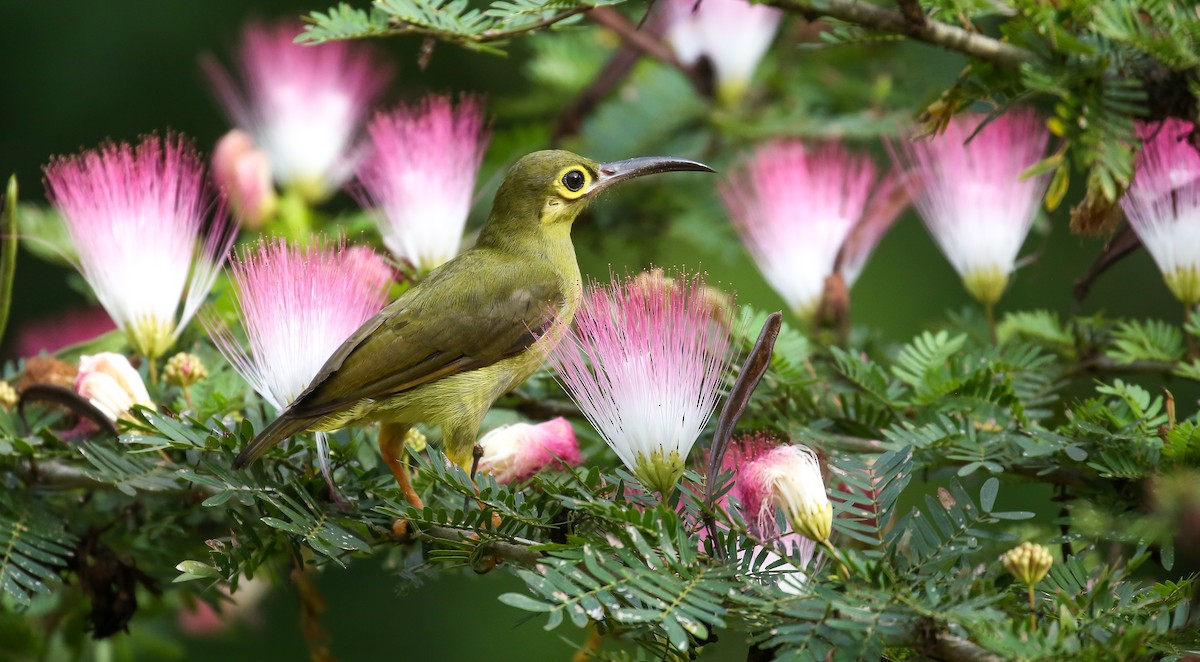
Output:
(375, 7), (592, 45)
(1065, 355), (1180, 378)
(421, 525), (543, 566)
(896, 0), (925, 26)
(925, 632), (1003, 662)
(475, 7), (592, 42)
(553, 6), (708, 141)
(764, 0), (1034, 68)
(587, 7), (682, 68)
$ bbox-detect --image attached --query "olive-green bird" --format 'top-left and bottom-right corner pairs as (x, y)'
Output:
(233, 150), (713, 476)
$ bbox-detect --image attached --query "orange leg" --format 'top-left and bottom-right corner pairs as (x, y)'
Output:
(378, 423), (423, 538)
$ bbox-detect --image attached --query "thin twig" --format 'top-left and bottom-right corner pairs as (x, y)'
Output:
(571, 624), (605, 662)
(810, 432), (886, 454)
(381, 7), (590, 44)
(925, 632), (1004, 662)
(291, 554), (336, 662)
(554, 5), (705, 141)
(764, 0), (1034, 68)
(420, 525), (543, 566)
(477, 7), (592, 40)
(1072, 224), (1141, 311)
(553, 43), (646, 142)
(1063, 355), (1180, 378)
(588, 7), (683, 68)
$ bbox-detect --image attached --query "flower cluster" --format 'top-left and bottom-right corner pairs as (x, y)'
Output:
(1120, 119), (1200, 305)
(888, 110), (1051, 306)
(707, 435), (831, 595)
(721, 140), (903, 322)
(204, 21), (392, 202)
(75, 352), (154, 422)
(355, 95), (490, 271)
(44, 135), (238, 363)
(547, 272), (735, 495)
(205, 238), (392, 413)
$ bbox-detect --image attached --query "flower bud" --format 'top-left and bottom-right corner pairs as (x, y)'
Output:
(164, 352), (207, 388)
(404, 427), (427, 453)
(75, 353), (154, 422)
(213, 130), (277, 229)
(1002, 541), (1053, 587)
(749, 444), (833, 544)
(0, 382), (17, 410)
(476, 417), (582, 485)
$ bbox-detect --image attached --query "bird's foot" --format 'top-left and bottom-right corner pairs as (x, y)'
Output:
(466, 444), (502, 530)
(379, 424), (424, 539)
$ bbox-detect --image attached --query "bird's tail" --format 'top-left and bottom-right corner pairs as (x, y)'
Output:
(233, 414), (316, 469)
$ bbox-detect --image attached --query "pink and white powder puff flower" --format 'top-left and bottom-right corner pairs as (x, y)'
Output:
(355, 95), (489, 271)
(745, 442), (833, 545)
(204, 238), (391, 413)
(43, 135), (239, 363)
(721, 140), (903, 322)
(204, 238), (391, 481)
(546, 272), (735, 496)
(712, 436), (819, 592)
(212, 129), (277, 229)
(204, 21), (392, 202)
(662, 0), (782, 105)
(75, 352), (154, 422)
(1120, 119), (1200, 304)
(888, 109), (1051, 305)
(476, 417), (582, 485)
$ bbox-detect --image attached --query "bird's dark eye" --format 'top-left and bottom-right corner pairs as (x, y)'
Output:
(562, 169), (586, 192)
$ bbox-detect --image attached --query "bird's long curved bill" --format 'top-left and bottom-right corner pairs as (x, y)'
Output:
(590, 156), (715, 195)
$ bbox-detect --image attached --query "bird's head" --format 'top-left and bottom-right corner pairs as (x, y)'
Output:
(482, 150), (713, 241)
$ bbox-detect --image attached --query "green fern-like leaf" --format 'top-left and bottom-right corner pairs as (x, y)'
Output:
(298, 3), (393, 43)
(1093, 0), (1200, 69)
(998, 310), (1075, 354)
(829, 447), (912, 550)
(78, 440), (181, 496)
(0, 493), (75, 608)
(829, 346), (904, 409)
(1163, 420), (1200, 466)
(1107, 319), (1184, 364)
(501, 518), (738, 652)
(891, 478), (1026, 573)
(892, 330), (967, 388)
(257, 488), (370, 562)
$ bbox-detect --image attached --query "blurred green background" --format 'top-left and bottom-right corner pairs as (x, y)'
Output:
(0, 1), (1187, 660)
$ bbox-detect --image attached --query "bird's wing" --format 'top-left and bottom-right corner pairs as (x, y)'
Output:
(284, 251), (565, 419)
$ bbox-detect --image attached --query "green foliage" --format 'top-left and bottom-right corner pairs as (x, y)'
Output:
(502, 516), (741, 652)
(0, 493), (76, 607)
(300, 0), (621, 53)
(7, 301), (1200, 659)
(1107, 318), (1185, 364)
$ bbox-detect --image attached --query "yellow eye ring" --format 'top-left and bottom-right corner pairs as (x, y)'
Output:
(554, 166), (592, 200)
